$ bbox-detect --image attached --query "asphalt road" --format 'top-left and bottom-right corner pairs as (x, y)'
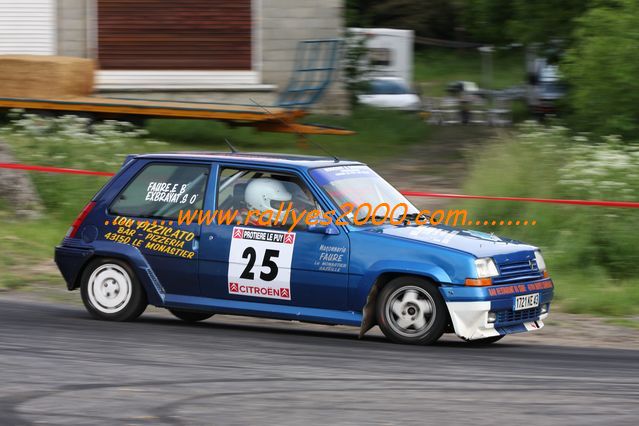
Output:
(1, 299), (638, 425)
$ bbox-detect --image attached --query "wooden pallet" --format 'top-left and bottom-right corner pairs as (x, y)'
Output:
(0, 96), (353, 136)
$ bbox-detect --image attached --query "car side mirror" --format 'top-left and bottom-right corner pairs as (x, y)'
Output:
(308, 223), (339, 235)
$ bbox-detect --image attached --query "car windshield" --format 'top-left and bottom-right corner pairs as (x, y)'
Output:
(369, 79), (411, 95)
(310, 165), (419, 225)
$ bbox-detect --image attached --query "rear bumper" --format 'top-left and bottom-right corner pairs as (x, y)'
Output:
(54, 244), (93, 290)
(441, 279), (553, 341)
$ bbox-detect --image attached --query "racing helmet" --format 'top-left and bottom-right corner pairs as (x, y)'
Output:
(244, 178), (292, 219)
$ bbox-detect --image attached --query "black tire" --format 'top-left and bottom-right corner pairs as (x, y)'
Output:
(169, 309), (214, 323)
(376, 276), (447, 345)
(465, 335), (504, 346)
(80, 258), (147, 321)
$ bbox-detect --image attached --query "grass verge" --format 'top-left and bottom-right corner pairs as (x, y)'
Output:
(146, 106), (430, 165)
(457, 124), (639, 317)
(414, 47), (525, 96)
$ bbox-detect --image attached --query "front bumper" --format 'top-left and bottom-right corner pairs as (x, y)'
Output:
(441, 279), (553, 341)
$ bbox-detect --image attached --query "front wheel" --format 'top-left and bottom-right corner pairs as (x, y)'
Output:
(80, 258), (147, 321)
(376, 277), (447, 345)
(169, 309), (214, 323)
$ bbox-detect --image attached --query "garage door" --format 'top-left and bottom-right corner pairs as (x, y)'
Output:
(0, 0), (56, 55)
(97, 0), (252, 70)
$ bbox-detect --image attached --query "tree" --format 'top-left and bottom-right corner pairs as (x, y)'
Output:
(562, 0), (639, 137)
(460, 0), (514, 44)
(345, 0), (461, 40)
(346, 1), (589, 45)
(460, 0), (590, 45)
(508, 0), (590, 45)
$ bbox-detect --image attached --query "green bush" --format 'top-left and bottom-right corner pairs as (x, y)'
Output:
(459, 123), (639, 314)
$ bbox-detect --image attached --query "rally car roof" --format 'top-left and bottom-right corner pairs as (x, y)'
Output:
(134, 151), (363, 169)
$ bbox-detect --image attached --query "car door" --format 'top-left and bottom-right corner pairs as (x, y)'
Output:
(107, 161), (209, 297)
(198, 165), (350, 311)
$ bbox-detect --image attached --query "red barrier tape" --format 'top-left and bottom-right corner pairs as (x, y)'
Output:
(0, 162), (115, 177)
(400, 191), (639, 209)
(2, 162), (639, 209)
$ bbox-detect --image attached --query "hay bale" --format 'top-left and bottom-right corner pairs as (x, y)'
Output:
(0, 55), (94, 99)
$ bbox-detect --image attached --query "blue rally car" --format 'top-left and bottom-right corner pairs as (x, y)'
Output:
(55, 152), (553, 345)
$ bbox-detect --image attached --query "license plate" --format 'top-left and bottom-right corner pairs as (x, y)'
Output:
(514, 293), (540, 311)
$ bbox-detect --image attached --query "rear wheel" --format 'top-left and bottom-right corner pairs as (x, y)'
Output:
(376, 277), (447, 345)
(169, 309), (214, 323)
(80, 258), (147, 321)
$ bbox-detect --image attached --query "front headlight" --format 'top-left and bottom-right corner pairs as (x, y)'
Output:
(534, 250), (546, 271)
(474, 258), (499, 278)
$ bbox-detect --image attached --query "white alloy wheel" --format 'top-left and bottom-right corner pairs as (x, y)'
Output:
(87, 263), (133, 314)
(385, 285), (436, 338)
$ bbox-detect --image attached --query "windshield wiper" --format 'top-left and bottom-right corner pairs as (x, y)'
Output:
(356, 215), (397, 226)
(358, 213), (429, 226)
(403, 212), (430, 225)
(367, 214), (427, 226)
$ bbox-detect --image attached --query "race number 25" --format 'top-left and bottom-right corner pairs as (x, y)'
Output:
(228, 227), (295, 300)
(240, 247), (279, 281)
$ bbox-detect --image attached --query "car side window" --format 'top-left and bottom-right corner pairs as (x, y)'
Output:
(217, 167), (321, 230)
(110, 163), (209, 219)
